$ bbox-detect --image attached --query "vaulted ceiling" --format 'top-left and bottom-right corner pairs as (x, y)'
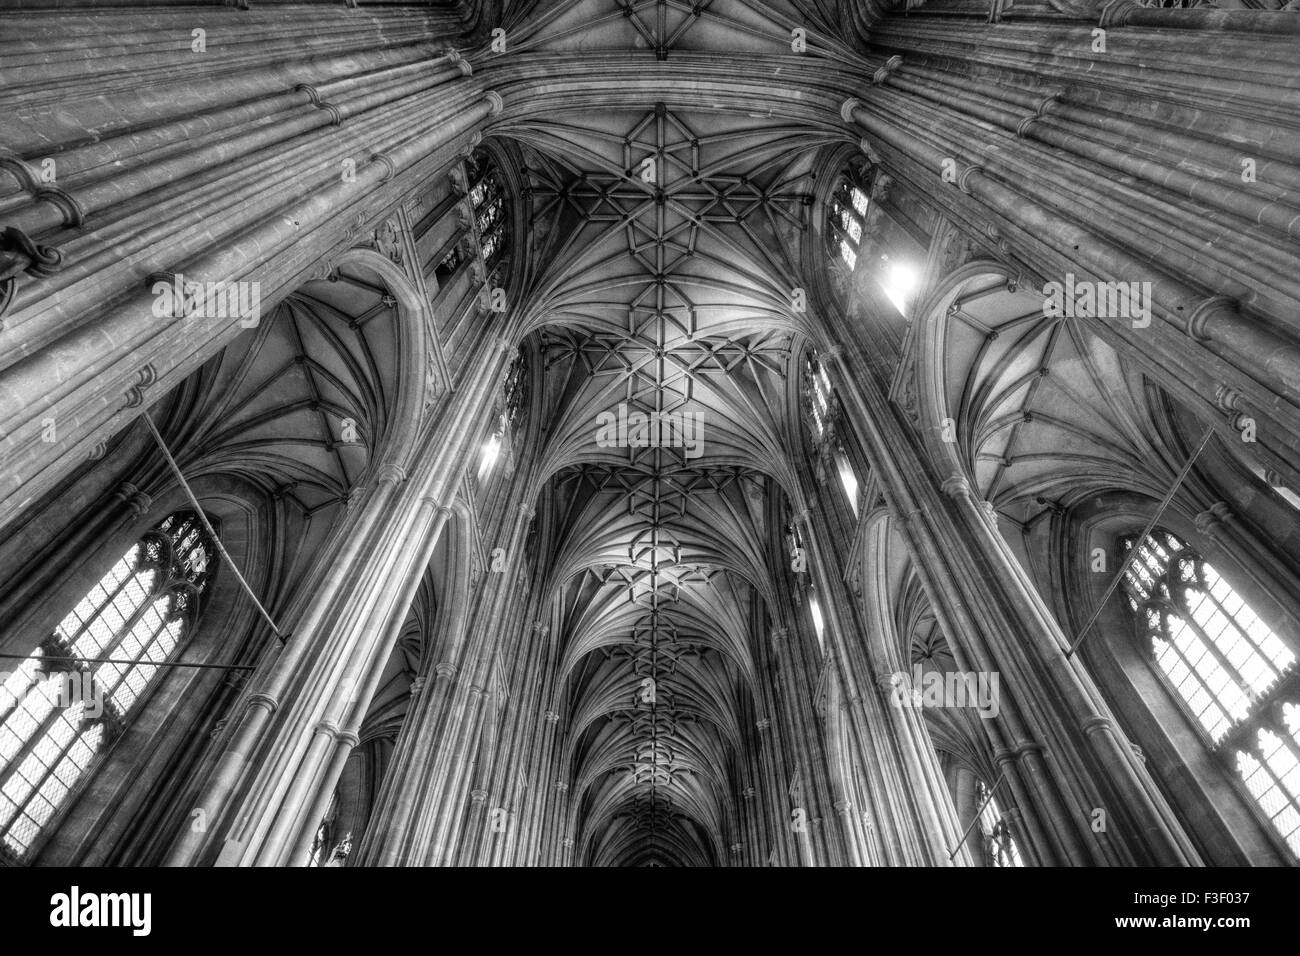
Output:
(483, 0), (847, 865)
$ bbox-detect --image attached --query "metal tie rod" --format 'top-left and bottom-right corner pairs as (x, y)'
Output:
(142, 410), (286, 645)
(948, 769), (1007, 862)
(0, 652), (255, 673)
(1066, 424), (1217, 658)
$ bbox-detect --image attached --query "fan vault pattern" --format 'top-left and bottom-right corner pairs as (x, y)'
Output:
(486, 0), (844, 866)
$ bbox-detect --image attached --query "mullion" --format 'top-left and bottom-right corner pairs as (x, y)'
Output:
(58, 545), (141, 652)
(1237, 731), (1300, 848)
(0, 699), (83, 839)
(1148, 605), (1232, 737)
(3, 716), (99, 858)
(1168, 580), (1260, 713)
(100, 606), (174, 713)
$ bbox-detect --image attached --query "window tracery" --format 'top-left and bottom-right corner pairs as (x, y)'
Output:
(1121, 529), (1300, 856)
(975, 778), (1023, 867)
(467, 149), (510, 275)
(802, 354), (859, 515)
(0, 511), (217, 861)
(826, 159), (872, 271)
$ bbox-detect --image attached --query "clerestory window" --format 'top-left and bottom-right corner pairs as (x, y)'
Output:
(976, 778), (1023, 867)
(826, 160), (872, 271)
(0, 511), (217, 861)
(1121, 530), (1300, 857)
(467, 149), (510, 274)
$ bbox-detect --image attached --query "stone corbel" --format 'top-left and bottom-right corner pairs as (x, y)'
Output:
(0, 151), (86, 228)
(446, 49), (473, 77)
(114, 481), (153, 517)
(872, 55), (903, 85)
(940, 473), (973, 500)
(1194, 501), (1232, 538)
(450, 166), (467, 197)
(122, 364), (158, 409)
(1097, 0), (1139, 27)
(0, 225), (63, 321)
(294, 84), (343, 126)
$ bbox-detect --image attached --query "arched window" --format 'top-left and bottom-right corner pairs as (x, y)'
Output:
(479, 350), (529, 481)
(467, 149), (510, 276)
(826, 159), (872, 271)
(803, 354), (859, 516)
(1121, 530), (1300, 856)
(307, 791), (352, 868)
(975, 778), (1023, 867)
(0, 511), (217, 861)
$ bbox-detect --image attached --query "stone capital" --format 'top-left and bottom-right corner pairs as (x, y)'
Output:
(940, 473), (973, 500)
(1195, 501), (1232, 537)
(245, 692), (279, 716)
(1098, 0), (1139, 27)
(376, 462), (407, 486)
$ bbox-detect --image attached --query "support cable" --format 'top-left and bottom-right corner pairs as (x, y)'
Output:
(947, 769), (1007, 862)
(1065, 425), (1216, 658)
(142, 410), (286, 645)
(0, 652), (255, 673)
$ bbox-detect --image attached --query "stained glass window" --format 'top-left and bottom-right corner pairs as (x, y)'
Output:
(307, 792), (352, 868)
(827, 160), (872, 270)
(976, 778), (1023, 867)
(479, 350), (529, 483)
(467, 149), (510, 274)
(803, 355), (858, 514)
(1121, 530), (1299, 857)
(0, 511), (217, 861)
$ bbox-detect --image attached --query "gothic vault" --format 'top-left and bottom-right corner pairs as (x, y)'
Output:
(1, 0), (1299, 867)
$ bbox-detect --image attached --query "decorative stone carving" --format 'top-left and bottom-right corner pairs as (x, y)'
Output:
(373, 217), (404, 266)
(940, 473), (972, 500)
(0, 225), (63, 322)
(123, 363), (157, 409)
(115, 481), (153, 517)
(894, 355), (919, 420)
(1194, 501), (1232, 537)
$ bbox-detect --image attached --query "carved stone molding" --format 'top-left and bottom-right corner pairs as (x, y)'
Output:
(1194, 501), (1232, 536)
